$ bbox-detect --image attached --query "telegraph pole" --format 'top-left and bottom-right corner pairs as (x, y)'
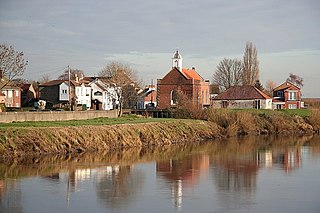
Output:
(68, 65), (71, 111)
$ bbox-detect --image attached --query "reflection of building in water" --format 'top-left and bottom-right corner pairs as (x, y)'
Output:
(213, 155), (259, 192)
(0, 180), (22, 213)
(96, 165), (144, 210)
(156, 154), (210, 210)
(257, 147), (301, 173)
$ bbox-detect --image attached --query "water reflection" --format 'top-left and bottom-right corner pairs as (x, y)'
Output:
(0, 135), (320, 213)
(156, 154), (209, 210)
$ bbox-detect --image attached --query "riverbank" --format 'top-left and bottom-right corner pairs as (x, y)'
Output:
(0, 109), (319, 160)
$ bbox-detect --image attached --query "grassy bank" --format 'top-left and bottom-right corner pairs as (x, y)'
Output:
(0, 109), (319, 160)
(0, 119), (222, 159)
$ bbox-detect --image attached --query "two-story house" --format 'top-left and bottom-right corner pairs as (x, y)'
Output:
(1, 84), (21, 108)
(89, 78), (120, 110)
(157, 50), (210, 109)
(272, 82), (303, 109)
(74, 80), (92, 109)
(39, 80), (76, 108)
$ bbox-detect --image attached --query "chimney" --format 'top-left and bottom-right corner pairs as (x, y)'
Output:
(80, 73), (84, 80)
(75, 74), (79, 83)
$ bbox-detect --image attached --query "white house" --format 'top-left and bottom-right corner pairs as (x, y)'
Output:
(75, 82), (92, 109)
(89, 79), (120, 110)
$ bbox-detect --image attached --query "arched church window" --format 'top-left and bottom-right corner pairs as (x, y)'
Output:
(171, 90), (178, 105)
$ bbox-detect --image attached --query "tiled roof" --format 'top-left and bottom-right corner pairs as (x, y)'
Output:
(39, 80), (65, 87)
(181, 68), (203, 81)
(215, 85), (271, 100)
(273, 81), (300, 91)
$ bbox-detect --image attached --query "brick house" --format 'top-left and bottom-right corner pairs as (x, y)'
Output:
(1, 84), (21, 108)
(272, 81), (303, 109)
(157, 51), (210, 109)
(212, 85), (272, 109)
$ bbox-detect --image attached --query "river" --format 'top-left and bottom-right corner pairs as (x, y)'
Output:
(1, 135), (320, 213)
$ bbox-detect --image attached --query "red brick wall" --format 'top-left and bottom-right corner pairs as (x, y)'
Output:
(157, 68), (210, 109)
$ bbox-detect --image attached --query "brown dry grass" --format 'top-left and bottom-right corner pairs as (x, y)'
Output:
(0, 120), (223, 159)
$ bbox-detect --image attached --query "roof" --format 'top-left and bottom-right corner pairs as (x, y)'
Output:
(215, 85), (271, 100)
(273, 81), (300, 91)
(181, 68), (203, 81)
(39, 80), (65, 87)
(19, 84), (31, 91)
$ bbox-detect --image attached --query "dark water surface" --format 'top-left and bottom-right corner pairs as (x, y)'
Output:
(1, 135), (320, 213)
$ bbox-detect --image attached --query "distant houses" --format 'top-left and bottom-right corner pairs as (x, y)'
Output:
(0, 51), (306, 111)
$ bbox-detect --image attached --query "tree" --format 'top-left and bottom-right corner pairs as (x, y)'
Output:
(254, 80), (264, 91)
(58, 69), (84, 80)
(265, 79), (277, 96)
(287, 73), (303, 88)
(0, 44), (28, 89)
(213, 58), (243, 91)
(242, 41), (259, 85)
(98, 61), (141, 115)
(39, 74), (51, 84)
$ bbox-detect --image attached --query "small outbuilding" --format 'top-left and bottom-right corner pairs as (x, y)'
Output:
(212, 85), (272, 109)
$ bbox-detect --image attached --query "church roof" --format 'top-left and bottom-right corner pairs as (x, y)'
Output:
(181, 68), (203, 81)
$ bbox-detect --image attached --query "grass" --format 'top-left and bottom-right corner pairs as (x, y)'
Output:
(0, 114), (174, 129)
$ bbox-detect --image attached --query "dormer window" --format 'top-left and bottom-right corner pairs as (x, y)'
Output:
(277, 91), (283, 97)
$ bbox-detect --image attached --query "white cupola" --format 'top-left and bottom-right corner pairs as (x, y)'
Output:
(172, 50), (183, 71)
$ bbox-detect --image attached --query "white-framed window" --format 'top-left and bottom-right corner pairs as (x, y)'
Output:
(62, 89), (67, 94)
(288, 104), (297, 109)
(8, 90), (13, 98)
(16, 103), (19, 107)
(15, 90), (19, 97)
(288, 91), (297, 100)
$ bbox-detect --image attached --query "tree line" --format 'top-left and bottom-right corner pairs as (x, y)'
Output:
(212, 41), (303, 96)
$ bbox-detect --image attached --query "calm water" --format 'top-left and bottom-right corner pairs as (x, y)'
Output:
(1, 135), (320, 213)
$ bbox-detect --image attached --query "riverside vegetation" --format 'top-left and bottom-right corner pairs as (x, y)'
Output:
(0, 108), (319, 160)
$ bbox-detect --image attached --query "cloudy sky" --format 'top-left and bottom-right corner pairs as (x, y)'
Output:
(1, 0), (319, 97)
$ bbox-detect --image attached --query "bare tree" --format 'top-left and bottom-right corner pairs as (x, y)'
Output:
(242, 42), (259, 85)
(99, 61), (141, 115)
(58, 69), (84, 80)
(39, 74), (51, 84)
(265, 79), (277, 96)
(213, 58), (243, 91)
(0, 44), (28, 89)
(287, 73), (303, 88)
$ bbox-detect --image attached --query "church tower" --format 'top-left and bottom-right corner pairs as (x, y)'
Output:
(172, 50), (183, 71)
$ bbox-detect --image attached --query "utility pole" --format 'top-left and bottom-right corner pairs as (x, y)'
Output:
(68, 65), (71, 111)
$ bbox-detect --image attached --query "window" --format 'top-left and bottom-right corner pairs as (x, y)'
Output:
(277, 91), (283, 97)
(15, 90), (19, 97)
(171, 90), (178, 105)
(289, 104), (297, 109)
(16, 103), (19, 107)
(288, 91), (297, 100)
(8, 90), (12, 98)
(62, 89), (67, 94)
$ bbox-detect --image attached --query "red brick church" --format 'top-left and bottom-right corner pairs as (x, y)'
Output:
(157, 50), (210, 109)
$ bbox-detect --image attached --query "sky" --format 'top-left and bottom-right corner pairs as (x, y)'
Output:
(0, 0), (319, 97)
